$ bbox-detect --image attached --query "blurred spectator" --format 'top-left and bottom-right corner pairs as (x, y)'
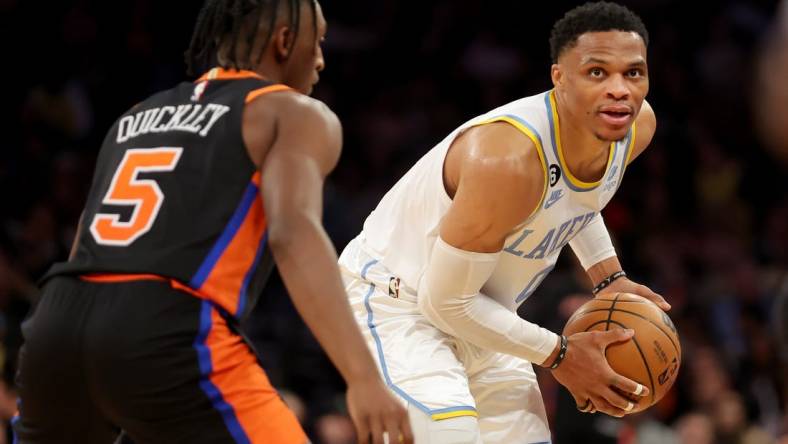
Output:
(712, 390), (773, 444)
(314, 413), (356, 444)
(674, 412), (715, 444)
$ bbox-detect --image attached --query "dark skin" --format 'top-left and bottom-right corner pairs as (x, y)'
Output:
(69, 3), (411, 442)
(240, 3), (412, 444)
(757, 1), (788, 166)
(440, 31), (662, 418)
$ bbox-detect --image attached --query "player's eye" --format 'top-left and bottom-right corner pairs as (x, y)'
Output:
(589, 68), (604, 78)
(626, 69), (643, 78)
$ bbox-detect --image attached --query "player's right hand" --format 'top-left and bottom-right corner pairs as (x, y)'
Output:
(346, 376), (413, 444)
(550, 328), (649, 417)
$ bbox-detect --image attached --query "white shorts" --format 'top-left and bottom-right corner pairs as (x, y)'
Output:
(339, 239), (552, 444)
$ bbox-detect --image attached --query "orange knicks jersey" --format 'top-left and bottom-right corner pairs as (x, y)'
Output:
(44, 69), (291, 320)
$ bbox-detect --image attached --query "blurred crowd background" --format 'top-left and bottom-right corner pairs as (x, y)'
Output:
(1, 0), (787, 443)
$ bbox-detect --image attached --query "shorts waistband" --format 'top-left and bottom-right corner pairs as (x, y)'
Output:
(79, 273), (211, 301)
(339, 239), (418, 302)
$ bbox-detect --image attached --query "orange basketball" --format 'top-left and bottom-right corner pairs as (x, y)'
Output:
(562, 293), (681, 413)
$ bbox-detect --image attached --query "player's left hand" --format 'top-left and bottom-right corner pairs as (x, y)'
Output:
(595, 277), (671, 311)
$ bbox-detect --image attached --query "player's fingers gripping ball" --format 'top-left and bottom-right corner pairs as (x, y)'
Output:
(563, 293), (681, 413)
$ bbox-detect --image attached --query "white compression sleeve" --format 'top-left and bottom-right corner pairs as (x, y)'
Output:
(569, 212), (617, 270)
(417, 237), (559, 365)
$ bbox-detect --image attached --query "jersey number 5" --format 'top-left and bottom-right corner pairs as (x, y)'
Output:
(90, 147), (183, 246)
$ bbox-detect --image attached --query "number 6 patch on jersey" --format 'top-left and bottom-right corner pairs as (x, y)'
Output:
(90, 147), (183, 246)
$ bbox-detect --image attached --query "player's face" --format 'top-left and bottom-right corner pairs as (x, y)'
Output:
(552, 31), (649, 142)
(283, 1), (326, 95)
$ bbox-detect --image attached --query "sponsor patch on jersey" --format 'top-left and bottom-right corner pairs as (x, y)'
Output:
(549, 164), (561, 187)
(544, 189), (564, 209)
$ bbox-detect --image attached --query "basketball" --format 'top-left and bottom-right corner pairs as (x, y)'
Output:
(563, 293), (681, 413)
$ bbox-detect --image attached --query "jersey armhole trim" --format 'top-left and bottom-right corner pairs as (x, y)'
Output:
(473, 115), (549, 223)
(624, 122), (637, 167)
(244, 84), (294, 104)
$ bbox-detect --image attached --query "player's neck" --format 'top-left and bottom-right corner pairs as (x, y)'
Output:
(554, 99), (611, 183)
(253, 58), (286, 85)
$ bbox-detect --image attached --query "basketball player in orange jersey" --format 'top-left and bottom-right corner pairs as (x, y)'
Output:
(12, 1), (412, 443)
(338, 2), (671, 442)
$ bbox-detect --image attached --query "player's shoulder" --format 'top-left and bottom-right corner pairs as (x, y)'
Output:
(247, 88), (339, 129)
(458, 120), (543, 181)
(448, 118), (545, 218)
(629, 100), (657, 164)
(482, 91), (551, 123)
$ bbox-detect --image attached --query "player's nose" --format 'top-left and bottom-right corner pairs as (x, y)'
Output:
(315, 46), (325, 73)
(605, 74), (630, 100)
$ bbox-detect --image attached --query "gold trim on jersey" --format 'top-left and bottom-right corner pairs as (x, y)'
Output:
(474, 116), (549, 222)
(548, 91), (616, 190)
(624, 122), (637, 167)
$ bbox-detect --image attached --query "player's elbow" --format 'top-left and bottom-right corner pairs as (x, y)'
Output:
(266, 226), (295, 256)
(266, 213), (315, 253)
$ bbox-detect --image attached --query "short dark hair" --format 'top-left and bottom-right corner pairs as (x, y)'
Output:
(185, 0), (317, 76)
(549, 2), (648, 63)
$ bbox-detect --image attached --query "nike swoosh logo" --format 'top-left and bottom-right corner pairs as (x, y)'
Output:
(544, 190), (564, 209)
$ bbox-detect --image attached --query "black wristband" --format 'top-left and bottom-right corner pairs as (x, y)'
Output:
(549, 334), (568, 370)
(592, 270), (627, 295)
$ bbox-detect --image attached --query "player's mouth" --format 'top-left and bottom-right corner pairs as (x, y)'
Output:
(598, 105), (633, 126)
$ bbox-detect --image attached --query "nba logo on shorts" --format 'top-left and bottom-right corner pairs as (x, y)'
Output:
(191, 81), (208, 101)
(388, 277), (400, 298)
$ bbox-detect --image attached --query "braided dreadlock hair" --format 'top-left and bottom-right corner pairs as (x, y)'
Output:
(185, 0), (316, 76)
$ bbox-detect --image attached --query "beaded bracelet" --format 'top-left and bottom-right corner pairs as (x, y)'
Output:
(591, 270), (627, 295)
(549, 334), (568, 369)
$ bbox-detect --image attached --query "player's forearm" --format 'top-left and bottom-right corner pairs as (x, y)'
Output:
(268, 218), (379, 383)
(420, 288), (560, 365)
(417, 237), (559, 365)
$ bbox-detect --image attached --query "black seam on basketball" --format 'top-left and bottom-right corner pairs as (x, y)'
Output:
(567, 299), (651, 320)
(583, 320), (611, 332)
(588, 299), (650, 304)
(605, 293), (620, 331)
(570, 307), (680, 358)
(584, 319), (657, 405)
(570, 307), (633, 320)
(607, 320), (656, 404)
(610, 309), (680, 355)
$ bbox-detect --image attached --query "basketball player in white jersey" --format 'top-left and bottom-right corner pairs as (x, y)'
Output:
(339, 2), (671, 443)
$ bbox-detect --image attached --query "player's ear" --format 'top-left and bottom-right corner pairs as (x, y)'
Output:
(551, 64), (563, 88)
(273, 25), (293, 62)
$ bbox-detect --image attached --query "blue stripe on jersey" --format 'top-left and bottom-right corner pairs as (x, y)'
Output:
(360, 260), (478, 419)
(193, 301), (250, 444)
(190, 181), (259, 289)
(235, 232), (268, 319)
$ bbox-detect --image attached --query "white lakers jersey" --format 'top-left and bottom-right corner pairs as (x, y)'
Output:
(352, 90), (635, 310)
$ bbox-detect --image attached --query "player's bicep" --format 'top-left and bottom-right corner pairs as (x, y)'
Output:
(260, 98), (342, 242)
(261, 145), (324, 222)
(440, 123), (543, 253)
